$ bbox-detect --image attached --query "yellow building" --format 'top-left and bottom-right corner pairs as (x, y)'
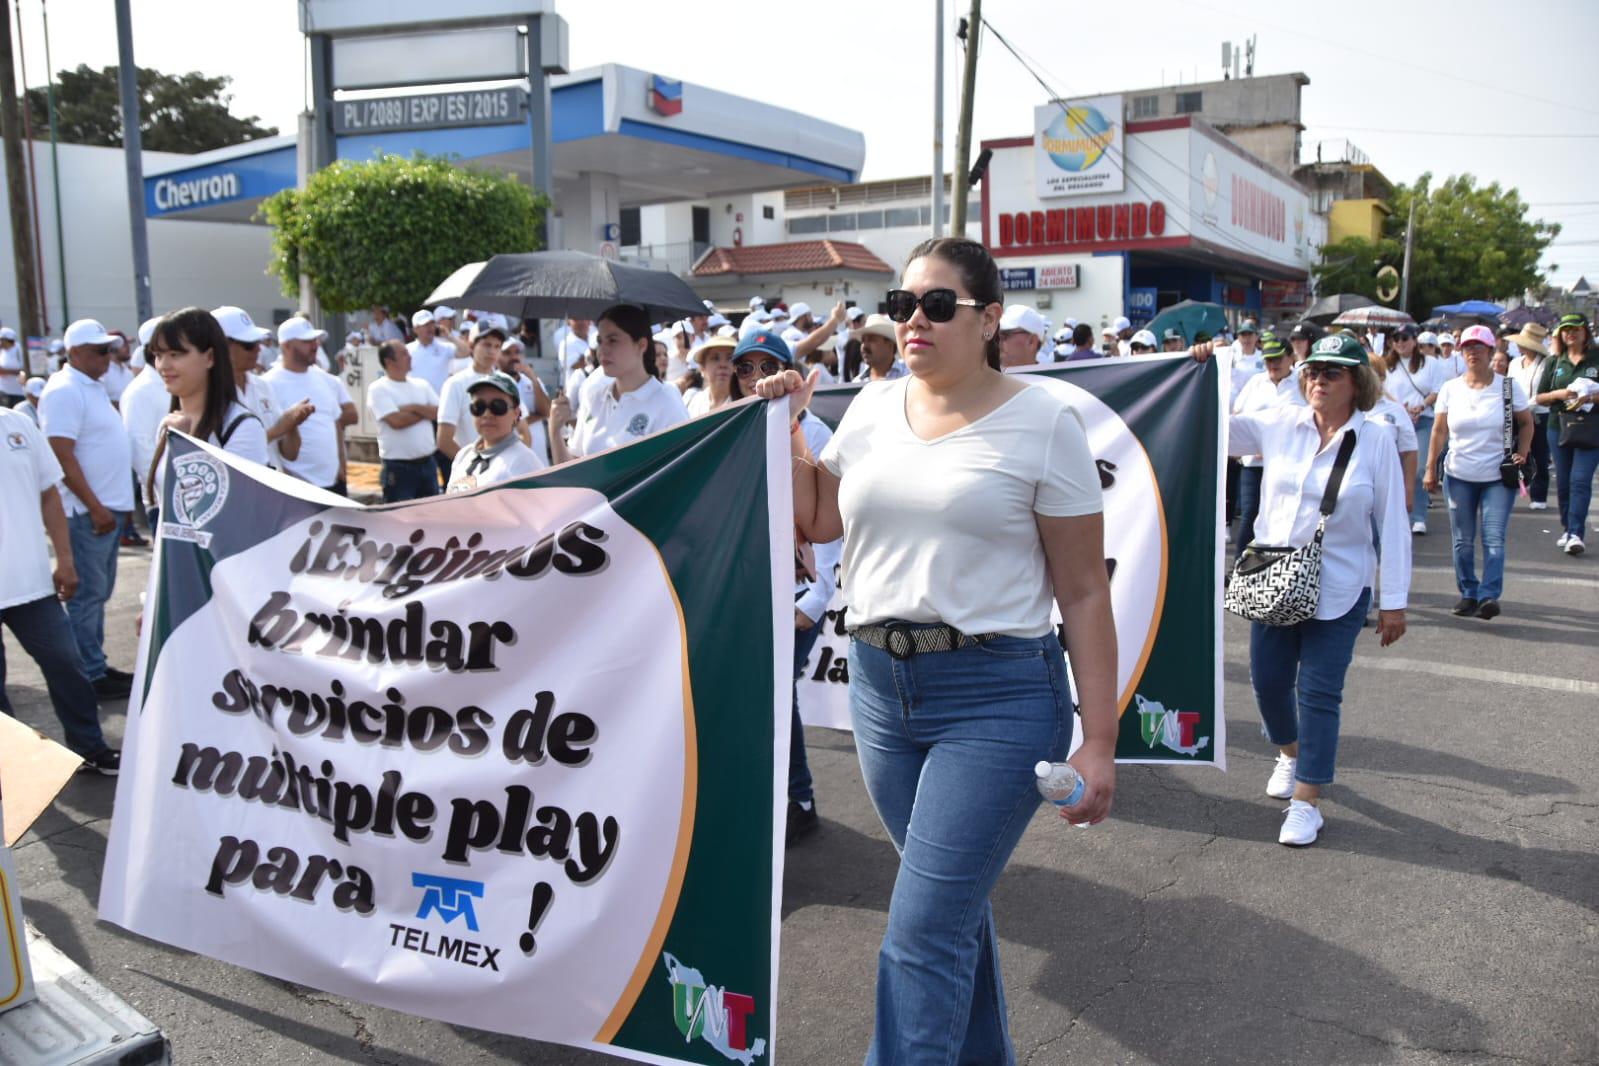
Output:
(1329, 196), (1391, 244)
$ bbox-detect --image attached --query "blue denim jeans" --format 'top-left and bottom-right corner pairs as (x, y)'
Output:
(1411, 413), (1435, 524)
(1235, 464), (1264, 563)
(1445, 476), (1514, 600)
(851, 629), (1071, 1066)
(790, 621), (823, 805)
(1249, 589), (1370, 786)
(1550, 430), (1599, 539)
(0, 594), (109, 756)
(380, 456), (441, 503)
(65, 511), (123, 681)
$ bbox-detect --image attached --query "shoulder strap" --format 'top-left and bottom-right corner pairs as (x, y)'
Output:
(1502, 374), (1515, 454)
(1318, 429), (1359, 516)
(217, 409), (260, 447)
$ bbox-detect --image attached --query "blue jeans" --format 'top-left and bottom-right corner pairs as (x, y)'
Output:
(1249, 589), (1370, 786)
(1550, 428), (1599, 539)
(65, 512), (123, 681)
(1235, 464), (1264, 562)
(380, 456), (441, 503)
(0, 594), (109, 756)
(851, 629), (1071, 1066)
(1445, 476), (1514, 600)
(790, 621), (822, 805)
(1411, 413), (1435, 524)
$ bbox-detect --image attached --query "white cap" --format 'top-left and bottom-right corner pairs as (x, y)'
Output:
(346, 331), (364, 345)
(769, 306), (790, 321)
(0, 327), (15, 341)
(212, 306), (272, 343)
(138, 317), (160, 347)
(47, 339), (63, 353)
(748, 296), (765, 310)
(999, 305), (1049, 339)
(64, 318), (115, 348)
(24, 376), (45, 398)
(702, 299), (716, 312)
(788, 301), (813, 321)
(469, 318), (507, 342)
(1131, 329), (1158, 349)
(1439, 332), (1456, 345)
(715, 324), (738, 338)
(1065, 317), (1078, 330)
(1112, 316), (1132, 332)
(503, 335), (525, 351)
(109, 334), (126, 350)
(411, 308), (434, 327)
(278, 316), (328, 344)
(1053, 327), (1072, 343)
(845, 306), (865, 321)
(708, 313), (730, 328)
(753, 308), (774, 323)
(434, 305), (457, 320)
(1416, 330), (1438, 346)
(780, 326), (806, 347)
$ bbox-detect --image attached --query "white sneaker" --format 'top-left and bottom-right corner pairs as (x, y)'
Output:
(1557, 532), (1572, 549)
(1266, 753), (1297, 799)
(1410, 521), (1427, 535)
(1567, 536), (1586, 556)
(1529, 501), (1548, 510)
(1279, 799), (1324, 846)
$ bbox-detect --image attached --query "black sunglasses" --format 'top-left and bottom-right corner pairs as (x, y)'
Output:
(885, 288), (985, 324)
(235, 340), (261, 351)
(469, 398), (512, 417)
(733, 357), (783, 379)
(1304, 364), (1349, 381)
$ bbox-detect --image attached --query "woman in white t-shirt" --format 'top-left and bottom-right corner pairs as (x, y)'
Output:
(758, 237), (1112, 1064)
(685, 335), (736, 417)
(145, 307), (271, 505)
(446, 372), (545, 493)
(1384, 326), (1446, 533)
(1423, 325), (1533, 620)
(548, 304), (688, 461)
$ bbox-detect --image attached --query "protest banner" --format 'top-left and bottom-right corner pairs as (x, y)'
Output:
(799, 354), (1227, 767)
(100, 402), (794, 1066)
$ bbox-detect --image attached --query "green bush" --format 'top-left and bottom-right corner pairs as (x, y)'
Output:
(260, 154), (546, 313)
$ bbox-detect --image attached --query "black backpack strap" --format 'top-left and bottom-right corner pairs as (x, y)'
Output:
(1318, 429), (1359, 516)
(217, 410), (259, 448)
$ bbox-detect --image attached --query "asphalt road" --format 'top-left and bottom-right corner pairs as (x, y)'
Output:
(7, 502), (1597, 1065)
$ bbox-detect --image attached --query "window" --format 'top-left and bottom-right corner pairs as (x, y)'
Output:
(762, 204), (775, 220)
(619, 207), (640, 247)
(1132, 95), (1159, 119)
(855, 209), (884, 230)
(787, 216), (828, 235)
(966, 201), (981, 222)
(886, 207), (920, 228)
(828, 212), (857, 232)
(1175, 91), (1203, 114)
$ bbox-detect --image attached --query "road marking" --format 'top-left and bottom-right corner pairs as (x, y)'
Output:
(1354, 655), (1599, 696)
(1409, 565), (1599, 589)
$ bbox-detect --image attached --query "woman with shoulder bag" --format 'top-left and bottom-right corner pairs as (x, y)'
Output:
(1423, 325), (1533, 619)
(1534, 313), (1599, 555)
(1202, 332), (1410, 847)
(1507, 325), (1553, 510)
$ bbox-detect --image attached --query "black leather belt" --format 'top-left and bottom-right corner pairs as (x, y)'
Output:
(849, 621), (998, 661)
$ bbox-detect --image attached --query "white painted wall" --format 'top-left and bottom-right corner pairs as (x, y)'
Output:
(987, 254), (1127, 332)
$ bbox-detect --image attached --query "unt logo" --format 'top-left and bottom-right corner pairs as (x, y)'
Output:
(663, 952), (765, 1064)
(412, 873), (484, 931)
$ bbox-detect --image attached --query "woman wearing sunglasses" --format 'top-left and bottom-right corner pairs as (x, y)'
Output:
(550, 304), (687, 461)
(446, 371), (544, 493)
(1424, 325), (1533, 614)
(758, 237), (1112, 1064)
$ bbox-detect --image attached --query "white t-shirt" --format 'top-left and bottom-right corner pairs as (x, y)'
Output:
(559, 334), (590, 388)
(1367, 395), (1421, 455)
(367, 318), (403, 344)
(0, 343), (27, 397)
(38, 365), (135, 514)
(119, 365), (172, 486)
(569, 376), (689, 458)
(0, 408), (64, 608)
(818, 378), (1103, 638)
(152, 401), (270, 499)
(1436, 374), (1530, 483)
(407, 337), (457, 396)
(1436, 352), (1466, 381)
(438, 367), (529, 453)
(236, 374), (285, 468)
(366, 374), (440, 461)
(263, 364), (351, 488)
(1387, 357), (1447, 413)
(447, 436), (546, 493)
(101, 359), (136, 404)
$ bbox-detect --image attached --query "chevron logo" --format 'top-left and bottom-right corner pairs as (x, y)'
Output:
(648, 75), (683, 117)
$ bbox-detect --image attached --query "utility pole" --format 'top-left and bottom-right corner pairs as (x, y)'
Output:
(42, 0), (67, 321)
(950, 0), (981, 237)
(931, 0), (945, 237)
(1399, 195), (1417, 315)
(0, 3), (42, 347)
(113, 0), (152, 323)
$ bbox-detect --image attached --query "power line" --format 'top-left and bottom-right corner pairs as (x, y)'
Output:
(1311, 125), (1599, 140)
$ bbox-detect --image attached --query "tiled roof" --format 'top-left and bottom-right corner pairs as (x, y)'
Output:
(691, 239), (894, 277)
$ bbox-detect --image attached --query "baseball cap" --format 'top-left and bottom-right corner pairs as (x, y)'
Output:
(138, 317), (160, 347)
(0, 327), (15, 341)
(1237, 318), (1260, 335)
(412, 308), (435, 327)
(748, 296), (766, 310)
(345, 331), (364, 345)
(733, 329), (793, 365)
(503, 336), (525, 352)
(47, 339), (63, 353)
(1438, 332), (1456, 346)
(708, 313), (730, 328)
(1112, 315), (1132, 333)
(1415, 330), (1438, 346)
(64, 318), (115, 348)
(999, 305), (1049, 339)
(851, 313), (897, 343)
(1289, 322), (1317, 341)
(434, 305), (457, 320)
(24, 376), (44, 398)
(1054, 327), (1073, 343)
(845, 306), (866, 322)
(1261, 333), (1288, 359)
(1458, 324), (1496, 349)
(212, 306), (272, 343)
(788, 302), (813, 321)
(1391, 323), (1416, 338)
(466, 371), (520, 401)
(1306, 332), (1368, 366)
(1163, 327), (1186, 343)
(702, 299), (717, 312)
(278, 316), (328, 344)
(1130, 329), (1157, 350)
(1557, 313), (1588, 331)
(470, 318), (507, 343)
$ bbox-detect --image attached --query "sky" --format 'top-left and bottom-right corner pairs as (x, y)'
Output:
(10, 0), (1599, 288)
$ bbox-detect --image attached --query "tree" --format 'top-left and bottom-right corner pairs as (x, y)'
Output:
(23, 65), (276, 153)
(1312, 173), (1559, 317)
(260, 154), (546, 314)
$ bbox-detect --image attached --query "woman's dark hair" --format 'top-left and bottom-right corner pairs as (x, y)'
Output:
(596, 303), (660, 379)
(843, 337), (863, 381)
(904, 236), (1003, 370)
(145, 306), (240, 501)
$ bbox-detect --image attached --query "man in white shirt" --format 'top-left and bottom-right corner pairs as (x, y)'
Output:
(997, 305), (1050, 368)
(119, 317), (170, 524)
(366, 305), (403, 345)
(0, 406), (119, 771)
(1111, 315), (1134, 357)
(437, 320), (530, 461)
(0, 326), (26, 406)
(366, 340), (441, 502)
(264, 316), (357, 493)
(100, 334), (136, 405)
(1229, 319), (1264, 371)
(37, 318), (136, 698)
(213, 305), (307, 471)
(19, 375), (44, 425)
(406, 309), (457, 396)
(851, 314), (910, 381)
(558, 316), (592, 392)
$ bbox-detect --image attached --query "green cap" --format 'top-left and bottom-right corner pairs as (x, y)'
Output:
(1260, 332), (1287, 359)
(1306, 332), (1368, 366)
(1557, 313), (1589, 331)
(466, 370), (521, 402)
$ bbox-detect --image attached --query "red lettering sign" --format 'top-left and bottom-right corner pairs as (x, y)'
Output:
(996, 203), (1167, 248)
(1113, 204), (1130, 240)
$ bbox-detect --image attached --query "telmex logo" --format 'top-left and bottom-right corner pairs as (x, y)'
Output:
(153, 172), (241, 210)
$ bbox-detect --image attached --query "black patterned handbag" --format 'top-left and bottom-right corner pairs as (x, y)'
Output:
(1224, 430), (1358, 626)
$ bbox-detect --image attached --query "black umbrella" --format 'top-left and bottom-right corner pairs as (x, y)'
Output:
(1499, 305), (1558, 331)
(424, 251), (708, 322)
(1305, 292), (1380, 325)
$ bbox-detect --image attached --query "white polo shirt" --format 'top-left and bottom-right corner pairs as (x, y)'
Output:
(236, 373), (284, 468)
(0, 408), (64, 608)
(568, 376), (689, 457)
(262, 363), (350, 488)
(407, 336), (457, 395)
(101, 359), (136, 403)
(438, 367), (529, 452)
(38, 365), (135, 514)
(119, 365), (172, 486)
(447, 436), (545, 493)
(366, 374), (440, 461)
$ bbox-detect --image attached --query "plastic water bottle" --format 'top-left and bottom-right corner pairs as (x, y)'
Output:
(1035, 761), (1085, 809)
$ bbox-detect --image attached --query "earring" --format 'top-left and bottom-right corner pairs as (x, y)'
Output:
(984, 331), (994, 341)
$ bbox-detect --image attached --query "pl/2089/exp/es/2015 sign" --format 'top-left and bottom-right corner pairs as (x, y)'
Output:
(332, 88), (527, 135)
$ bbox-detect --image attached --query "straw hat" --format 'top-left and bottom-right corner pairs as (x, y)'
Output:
(1509, 322), (1549, 356)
